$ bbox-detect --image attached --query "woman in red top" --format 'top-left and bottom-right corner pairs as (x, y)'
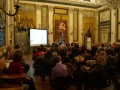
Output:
(8, 50), (36, 90)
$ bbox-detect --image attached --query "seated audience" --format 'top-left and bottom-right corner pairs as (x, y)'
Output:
(8, 50), (36, 90)
(60, 49), (71, 64)
(40, 50), (55, 67)
(51, 55), (68, 81)
(84, 51), (106, 89)
(14, 44), (30, 74)
(32, 46), (44, 60)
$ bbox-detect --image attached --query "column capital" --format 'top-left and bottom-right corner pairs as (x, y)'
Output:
(35, 4), (42, 10)
(69, 7), (74, 14)
(95, 10), (98, 16)
(78, 9), (84, 13)
(48, 5), (54, 12)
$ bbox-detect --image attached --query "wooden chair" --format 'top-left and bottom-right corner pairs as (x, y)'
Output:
(0, 55), (25, 89)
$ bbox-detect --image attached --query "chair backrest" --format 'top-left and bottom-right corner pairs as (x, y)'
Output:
(54, 75), (72, 90)
(72, 72), (86, 86)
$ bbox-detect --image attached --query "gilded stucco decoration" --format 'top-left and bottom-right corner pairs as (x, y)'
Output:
(19, 4), (35, 12)
(100, 9), (110, 22)
(73, 10), (78, 41)
(83, 18), (96, 43)
(48, 5), (54, 12)
(83, 10), (95, 18)
(35, 4), (42, 10)
(69, 8), (74, 14)
(41, 6), (48, 29)
(46, 0), (100, 7)
(99, 25), (110, 43)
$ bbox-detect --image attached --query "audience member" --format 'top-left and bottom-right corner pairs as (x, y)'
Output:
(51, 55), (68, 81)
(8, 50), (36, 90)
(14, 44), (30, 74)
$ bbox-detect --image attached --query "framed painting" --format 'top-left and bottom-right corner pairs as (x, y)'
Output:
(55, 20), (67, 43)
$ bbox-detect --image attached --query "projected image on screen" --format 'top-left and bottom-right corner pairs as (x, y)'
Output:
(30, 29), (47, 47)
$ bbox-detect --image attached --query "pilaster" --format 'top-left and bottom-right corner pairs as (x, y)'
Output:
(69, 7), (74, 44)
(35, 4), (42, 29)
(78, 9), (83, 46)
(48, 5), (54, 45)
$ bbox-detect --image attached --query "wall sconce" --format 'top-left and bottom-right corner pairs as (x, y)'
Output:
(0, 4), (20, 16)
(48, 32), (53, 35)
(9, 23), (27, 32)
(81, 33), (84, 35)
(70, 32), (73, 35)
(50, 32), (53, 34)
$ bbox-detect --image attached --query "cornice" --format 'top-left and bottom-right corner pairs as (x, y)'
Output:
(20, 0), (101, 9)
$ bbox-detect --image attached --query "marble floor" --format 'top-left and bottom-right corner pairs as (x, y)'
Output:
(24, 55), (114, 90)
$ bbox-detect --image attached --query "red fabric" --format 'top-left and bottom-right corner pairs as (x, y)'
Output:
(8, 62), (24, 84)
(8, 62), (24, 74)
(111, 45), (116, 49)
(32, 51), (44, 58)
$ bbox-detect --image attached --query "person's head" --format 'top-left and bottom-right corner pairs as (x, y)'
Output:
(96, 55), (106, 66)
(14, 44), (22, 50)
(54, 55), (62, 64)
(45, 50), (53, 58)
(85, 49), (91, 56)
(60, 49), (67, 57)
(13, 50), (23, 62)
(37, 47), (42, 51)
(74, 55), (84, 63)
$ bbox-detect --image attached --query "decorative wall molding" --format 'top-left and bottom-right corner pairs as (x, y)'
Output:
(69, 8), (74, 14)
(73, 10), (78, 41)
(78, 9), (84, 14)
(19, 4), (35, 12)
(83, 10), (95, 18)
(35, 4), (42, 10)
(21, 0), (101, 8)
(48, 5), (54, 12)
(99, 9), (110, 22)
(41, 6), (48, 29)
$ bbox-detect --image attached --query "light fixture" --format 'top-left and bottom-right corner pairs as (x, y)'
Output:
(0, 5), (20, 16)
(95, 0), (120, 9)
(9, 23), (27, 32)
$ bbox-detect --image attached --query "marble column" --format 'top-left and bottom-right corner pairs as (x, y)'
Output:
(48, 5), (54, 45)
(69, 8), (74, 44)
(79, 9), (83, 46)
(36, 4), (42, 29)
